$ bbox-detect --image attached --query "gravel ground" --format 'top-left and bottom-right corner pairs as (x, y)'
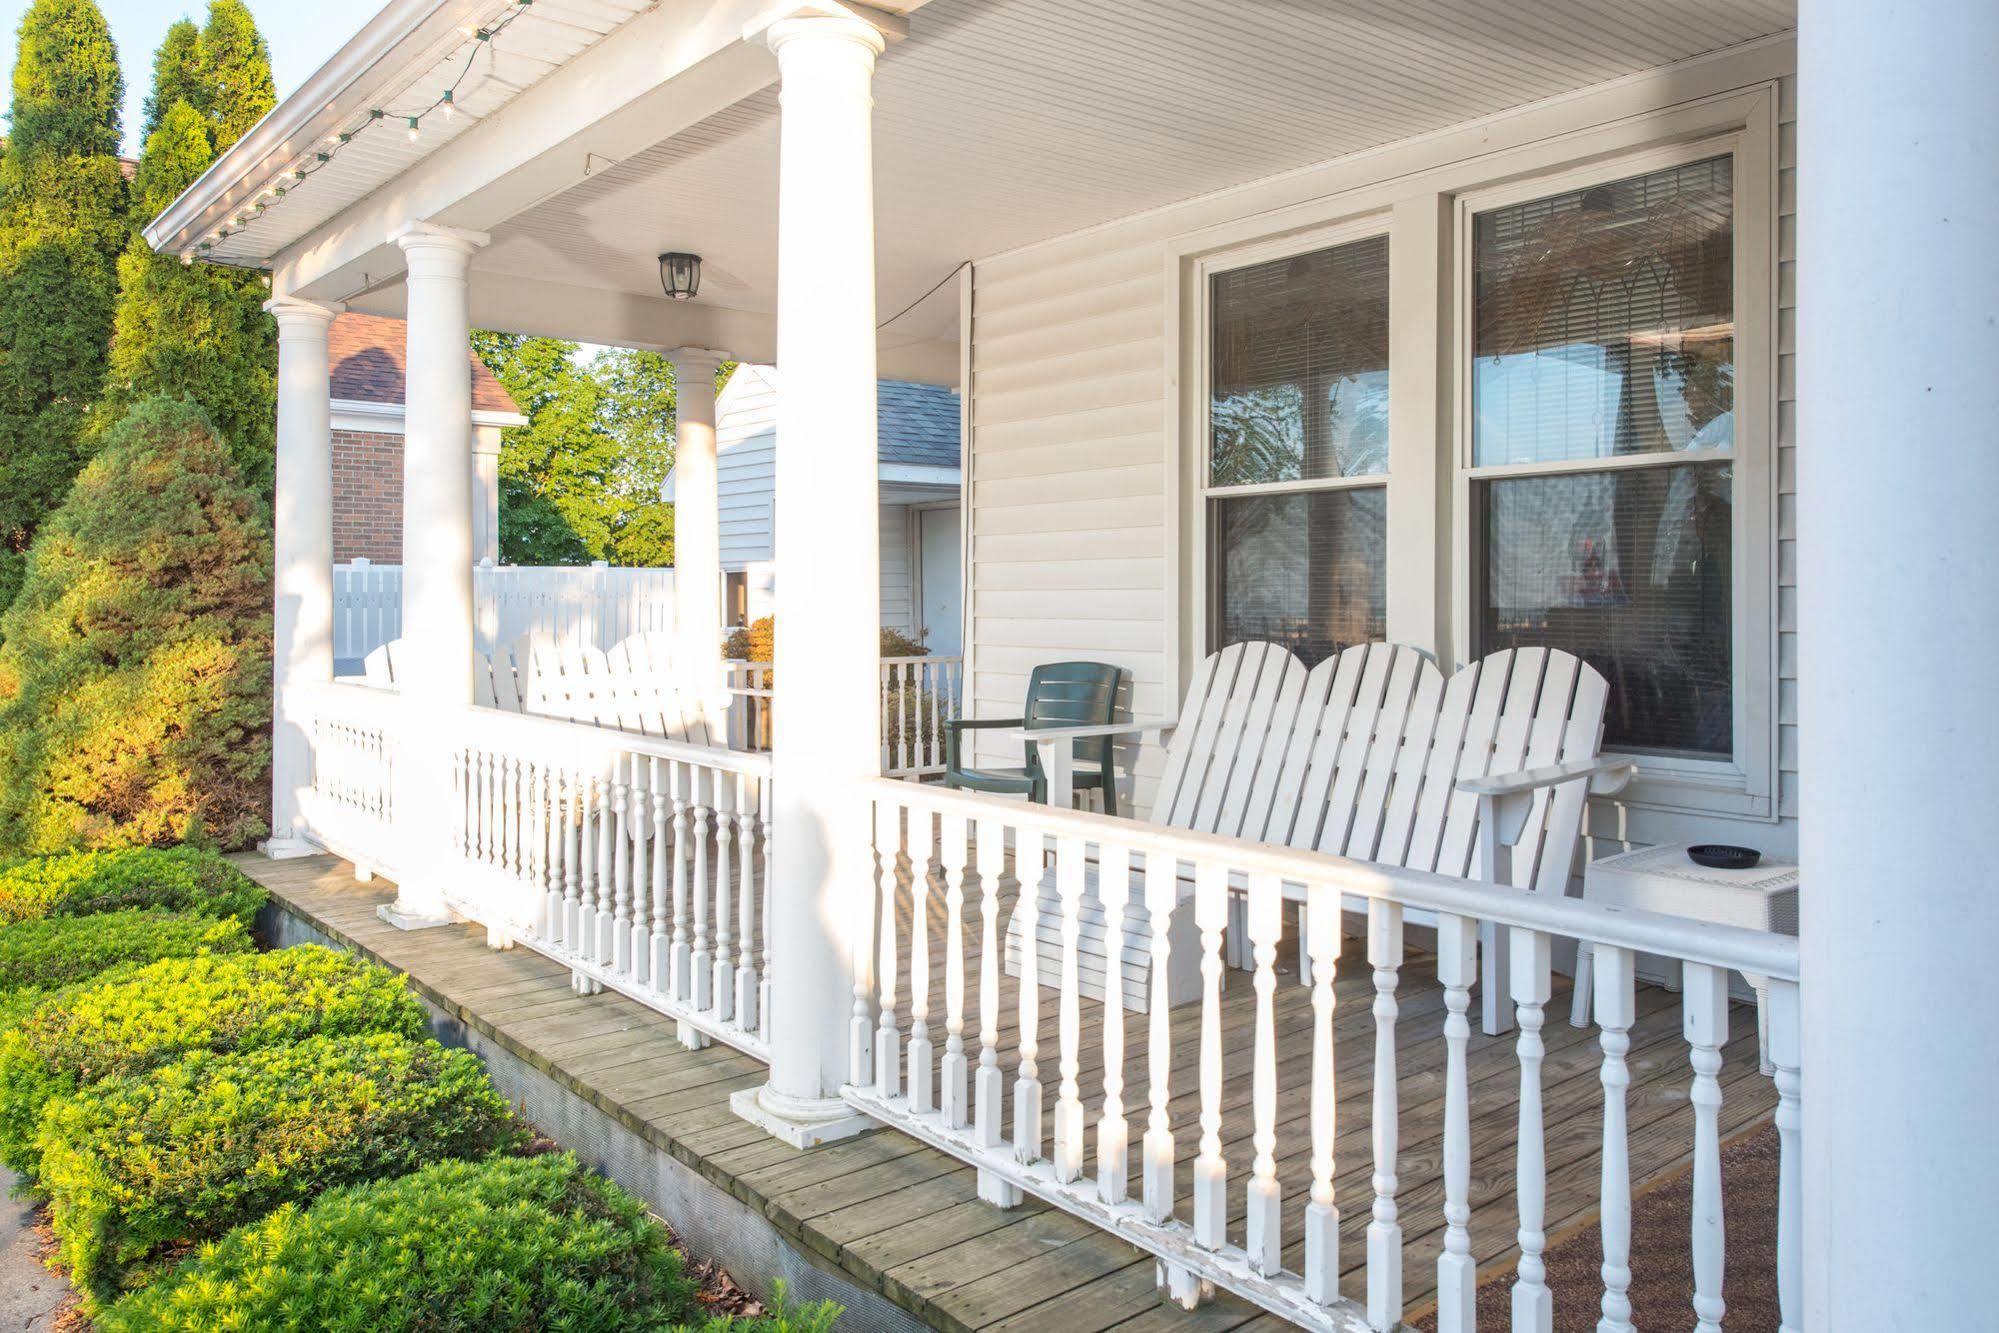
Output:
(0, 1167), (68, 1331)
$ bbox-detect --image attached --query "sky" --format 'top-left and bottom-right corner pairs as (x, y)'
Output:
(0, 1), (367, 155)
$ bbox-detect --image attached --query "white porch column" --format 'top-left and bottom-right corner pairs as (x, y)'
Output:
(669, 347), (728, 718)
(380, 221), (489, 929)
(730, 5), (888, 1148)
(1799, 3), (1999, 1326)
(264, 296), (342, 857)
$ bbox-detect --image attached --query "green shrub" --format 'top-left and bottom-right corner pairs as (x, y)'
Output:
(681, 1290), (842, 1333)
(99, 1153), (700, 1332)
(0, 908), (249, 994)
(0, 945), (422, 1176)
(0, 397), (273, 855)
(0, 845), (265, 925)
(41, 1031), (523, 1305)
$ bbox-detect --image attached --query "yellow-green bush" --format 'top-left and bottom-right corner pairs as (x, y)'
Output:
(0, 397), (273, 855)
(98, 1153), (701, 1332)
(0, 846), (264, 924)
(0, 908), (249, 994)
(0, 945), (423, 1176)
(41, 1032), (522, 1306)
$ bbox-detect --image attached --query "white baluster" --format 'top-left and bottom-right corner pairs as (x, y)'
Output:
(974, 817), (1018, 1207)
(1014, 823), (1044, 1165)
(650, 758), (670, 991)
(1685, 961), (1729, 1333)
(594, 772), (615, 968)
(852, 800), (883, 1087)
(1097, 842), (1129, 1205)
(452, 747), (467, 860)
(908, 808), (936, 1115)
(1594, 944), (1637, 1333)
(874, 800), (901, 1097)
(1769, 978), (1801, 1333)
(940, 811), (969, 1128)
(758, 797), (773, 1046)
(1304, 885), (1342, 1306)
(612, 757), (633, 975)
(713, 772), (735, 1021)
(1245, 870), (1282, 1276)
(623, 757), (644, 981)
(1192, 859), (1228, 1251)
(689, 771), (712, 1013)
(1511, 928), (1553, 1333)
(1435, 912), (1477, 1333)
(561, 771), (581, 952)
(669, 763), (690, 1000)
(1143, 850), (1177, 1225)
(734, 775), (757, 1033)
(1053, 833), (1086, 1183)
(1368, 900), (1404, 1329)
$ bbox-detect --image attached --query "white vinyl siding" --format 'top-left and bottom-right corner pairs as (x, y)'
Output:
(966, 49), (1796, 856)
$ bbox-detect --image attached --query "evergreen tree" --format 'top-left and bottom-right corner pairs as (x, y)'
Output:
(140, 18), (203, 145)
(0, 0), (126, 610)
(0, 397), (272, 853)
(104, 97), (276, 487)
(198, 0), (274, 153)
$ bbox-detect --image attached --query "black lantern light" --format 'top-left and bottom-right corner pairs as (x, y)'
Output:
(658, 252), (701, 301)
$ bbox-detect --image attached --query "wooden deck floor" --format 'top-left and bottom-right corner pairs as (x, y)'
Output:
(239, 853), (1774, 1332)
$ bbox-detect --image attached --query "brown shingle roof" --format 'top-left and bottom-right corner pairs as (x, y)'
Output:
(329, 311), (519, 415)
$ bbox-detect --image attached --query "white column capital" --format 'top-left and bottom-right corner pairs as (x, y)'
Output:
(264, 296), (343, 335)
(763, 8), (891, 63)
(752, 2), (902, 54)
(392, 221), (490, 275)
(668, 346), (731, 379)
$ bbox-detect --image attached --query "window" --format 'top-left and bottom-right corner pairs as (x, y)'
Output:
(1206, 234), (1390, 665)
(1469, 156), (1737, 760)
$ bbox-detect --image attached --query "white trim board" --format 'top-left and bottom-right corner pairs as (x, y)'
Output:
(330, 397), (528, 437)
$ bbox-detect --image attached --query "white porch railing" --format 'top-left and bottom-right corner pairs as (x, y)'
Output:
(849, 777), (1801, 1333)
(332, 562), (677, 664)
(303, 682), (773, 1059)
(721, 656), (965, 780)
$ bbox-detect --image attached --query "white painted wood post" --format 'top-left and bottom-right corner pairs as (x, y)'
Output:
(732, 4), (890, 1150)
(1244, 871), (1282, 1276)
(1594, 944), (1636, 1333)
(1510, 928), (1553, 1333)
(1769, 978), (1802, 1333)
(1799, 5), (1999, 1326)
(266, 296), (341, 858)
(1434, 913), (1477, 1332)
(1053, 833), (1085, 1182)
(1367, 900), (1404, 1329)
(1684, 961), (1729, 1333)
(1192, 859), (1228, 1252)
(670, 347), (728, 727)
(1095, 843), (1129, 1205)
(380, 222), (487, 930)
(1303, 888), (1342, 1307)
(973, 817), (1018, 1207)
(939, 812), (969, 1129)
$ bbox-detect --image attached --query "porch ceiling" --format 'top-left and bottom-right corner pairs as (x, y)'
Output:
(475, 0), (1795, 351)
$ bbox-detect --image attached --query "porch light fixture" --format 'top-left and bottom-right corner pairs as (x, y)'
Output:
(658, 252), (701, 301)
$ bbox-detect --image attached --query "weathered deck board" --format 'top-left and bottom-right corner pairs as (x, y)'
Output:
(237, 852), (1774, 1331)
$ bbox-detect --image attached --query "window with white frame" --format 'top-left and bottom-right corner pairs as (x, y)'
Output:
(1205, 234), (1390, 666)
(1468, 155), (1738, 760)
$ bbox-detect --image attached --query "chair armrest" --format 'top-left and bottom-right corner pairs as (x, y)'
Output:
(1461, 756), (1638, 849)
(943, 717), (1024, 773)
(993, 716), (1179, 744)
(1457, 756), (1638, 800)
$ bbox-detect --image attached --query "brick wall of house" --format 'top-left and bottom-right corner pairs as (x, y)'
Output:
(332, 428), (404, 563)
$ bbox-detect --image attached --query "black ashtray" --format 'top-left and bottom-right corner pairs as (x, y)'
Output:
(1688, 844), (1760, 870)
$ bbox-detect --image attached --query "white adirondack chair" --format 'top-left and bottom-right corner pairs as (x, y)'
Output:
(359, 637), (530, 713)
(1005, 640), (1634, 1031)
(522, 633), (718, 746)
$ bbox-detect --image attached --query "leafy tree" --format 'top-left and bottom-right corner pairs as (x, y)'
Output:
(0, 397), (272, 854)
(104, 94), (276, 487)
(139, 18), (202, 144)
(0, 0), (127, 610)
(197, 0), (274, 153)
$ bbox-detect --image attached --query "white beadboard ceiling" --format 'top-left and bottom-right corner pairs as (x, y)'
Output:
(485, 0), (1795, 343)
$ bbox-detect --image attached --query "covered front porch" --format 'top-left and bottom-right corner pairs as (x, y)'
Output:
(145, 0), (1999, 1327)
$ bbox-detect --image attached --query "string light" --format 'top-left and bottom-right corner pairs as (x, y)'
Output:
(201, 0), (537, 251)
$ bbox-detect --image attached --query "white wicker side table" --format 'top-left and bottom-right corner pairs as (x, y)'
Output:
(1571, 841), (1799, 1073)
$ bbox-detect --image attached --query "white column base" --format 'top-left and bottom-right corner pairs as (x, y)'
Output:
(731, 1082), (876, 1150)
(377, 901), (455, 931)
(258, 835), (321, 860)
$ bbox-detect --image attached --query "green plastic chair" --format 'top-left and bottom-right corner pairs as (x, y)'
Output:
(942, 661), (1124, 814)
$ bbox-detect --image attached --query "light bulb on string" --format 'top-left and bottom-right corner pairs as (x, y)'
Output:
(407, 117), (421, 144)
(441, 90), (455, 123)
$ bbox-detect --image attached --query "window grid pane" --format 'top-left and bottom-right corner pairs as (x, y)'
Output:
(1211, 488), (1386, 668)
(1210, 235), (1390, 488)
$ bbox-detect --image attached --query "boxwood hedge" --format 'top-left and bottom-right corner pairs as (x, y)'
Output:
(0, 946), (424, 1176)
(41, 1031), (525, 1305)
(98, 1153), (702, 1332)
(0, 847), (265, 925)
(0, 908), (251, 994)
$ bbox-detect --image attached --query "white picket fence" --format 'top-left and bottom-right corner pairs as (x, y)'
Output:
(334, 561), (677, 666)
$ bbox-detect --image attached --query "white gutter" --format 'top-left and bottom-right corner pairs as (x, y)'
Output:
(144, 0), (471, 257)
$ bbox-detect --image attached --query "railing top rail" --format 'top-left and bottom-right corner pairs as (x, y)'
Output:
(864, 775), (1799, 982)
(879, 654), (963, 666)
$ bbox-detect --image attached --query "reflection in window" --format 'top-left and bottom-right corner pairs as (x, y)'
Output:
(1211, 236), (1390, 485)
(1473, 157), (1737, 760)
(1212, 489), (1386, 667)
(1473, 157), (1734, 467)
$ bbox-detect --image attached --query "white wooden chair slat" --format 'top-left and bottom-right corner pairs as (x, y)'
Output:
(1155, 644), (1235, 828)
(1511, 649), (1582, 890)
(1214, 649), (1302, 841)
(1401, 663), (1479, 872)
(1254, 653), (1339, 847)
(1434, 651), (1518, 878)
(1283, 647), (1371, 852)
(1534, 658), (1605, 897)
(1236, 657), (1311, 844)
(1378, 662), (1447, 869)
(1344, 644), (1426, 862)
(1313, 643), (1398, 858)
(1187, 642), (1277, 835)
